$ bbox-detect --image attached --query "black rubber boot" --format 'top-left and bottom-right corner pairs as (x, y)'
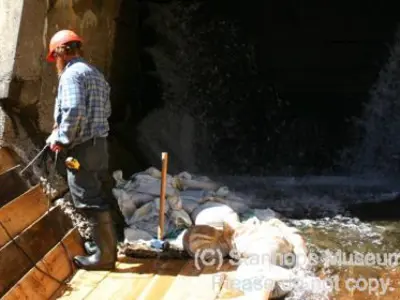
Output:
(73, 210), (117, 270)
(84, 240), (98, 255)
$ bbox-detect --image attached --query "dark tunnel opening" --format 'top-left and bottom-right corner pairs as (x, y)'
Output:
(108, 0), (400, 177)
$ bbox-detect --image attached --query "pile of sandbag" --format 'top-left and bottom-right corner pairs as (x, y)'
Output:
(112, 167), (327, 299)
(226, 217), (311, 299)
(111, 167), (254, 242)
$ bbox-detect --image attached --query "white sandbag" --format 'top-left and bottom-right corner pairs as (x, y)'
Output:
(135, 215), (176, 238)
(176, 171), (192, 181)
(201, 196), (251, 215)
(264, 219), (308, 269)
(180, 189), (209, 201)
(124, 226), (154, 242)
(166, 195), (183, 210)
(253, 209), (281, 222)
(166, 228), (187, 249)
(153, 197), (171, 213)
(242, 216), (260, 226)
(178, 176), (221, 191)
(261, 219), (309, 268)
(234, 259), (295, 299)
(180, 198), (201, 214)
(143, 166), (162, 178)
(179, 189), (209, 213)
(113, 170), (127, 188)
(128, 202), (155, 225)
(191, 202), (240, 228)
(232, 220), (295, 268)
(169, 209), (192, 228)
(215, 186), (230, 197)
(126, 199), (178, 238)
(130, 174), (177, 196)
(176, 171), (214, 184)
(112, 187), (155, 223)
(113, 188), (137, 223)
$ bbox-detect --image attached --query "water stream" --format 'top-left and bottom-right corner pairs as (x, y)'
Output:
(215, 175), (400, 299)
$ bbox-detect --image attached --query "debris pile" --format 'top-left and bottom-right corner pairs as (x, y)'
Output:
(112, 167), (262, 241)
(54, 192), (93, 240)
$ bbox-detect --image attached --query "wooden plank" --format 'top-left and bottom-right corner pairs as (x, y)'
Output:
(53, 269), (110, 300)
(184, 261), (235, 300)
(137, 259), (187, 300)
(0, 166), (29, 208)
(0, 205), (73, 296)
(115, 259), (160, 299)
(162, 260), (205, 300)
(0, 184), (48, 248)
(216, 264), (243, 299)
(216, 263), (273, 300)
(2, 228), (85, 300)
(83, 258), (166, 300)
(0, 147), (16, 175)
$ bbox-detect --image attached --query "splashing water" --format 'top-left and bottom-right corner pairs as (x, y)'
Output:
(139, 1), (287, 175)
(344, 25), (400, 176)
(137, 2), (400, 299)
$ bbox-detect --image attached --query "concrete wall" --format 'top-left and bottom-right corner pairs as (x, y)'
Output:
(0, 0), (121, 165)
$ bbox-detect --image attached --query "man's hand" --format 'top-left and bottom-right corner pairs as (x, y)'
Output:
(46, 130), (62, 152)
(50, 142), (62, 153)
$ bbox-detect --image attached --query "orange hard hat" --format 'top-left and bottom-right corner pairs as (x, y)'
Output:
(46, 29), (83, 62)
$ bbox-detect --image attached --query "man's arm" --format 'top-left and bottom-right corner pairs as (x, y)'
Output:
(55, 73), (86, 145)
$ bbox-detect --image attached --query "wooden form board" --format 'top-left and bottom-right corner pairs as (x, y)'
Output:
(2, 228), (85, 300)
(0, 185), (48, 248)
(0, 147), (16, 175)
(0, 205), (73, 296)
(0, 166), (29, 208)
(54, 257), (241, 300)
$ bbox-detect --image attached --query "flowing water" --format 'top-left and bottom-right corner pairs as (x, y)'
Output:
(138, 1), (400, 298)
(215, 175), (400, 299)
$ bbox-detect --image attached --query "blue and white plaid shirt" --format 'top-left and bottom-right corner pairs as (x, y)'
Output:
(53, 57), (111, 147)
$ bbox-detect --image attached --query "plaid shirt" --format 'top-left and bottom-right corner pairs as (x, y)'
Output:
(53, 57), (111, 147)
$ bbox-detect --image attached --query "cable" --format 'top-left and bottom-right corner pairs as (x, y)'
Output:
(0, 153), (75, 294)
(0, 219), (66, 286)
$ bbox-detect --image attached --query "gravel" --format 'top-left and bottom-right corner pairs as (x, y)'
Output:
(54, 192), (93, 240)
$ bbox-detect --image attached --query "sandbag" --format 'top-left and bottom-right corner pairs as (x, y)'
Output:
(253, 208), (281, 222)
(180, 189), (209, 213)
(124, 226), (154, 242)
(191, 202), (240, 228)
(166, 195), (183, 210)
(130, 174), (177, 196)
(234, 259), (295, 299)
(232, 219), (295, 268)
(113, 187), (154, 223)
(169, 209), (192, 228)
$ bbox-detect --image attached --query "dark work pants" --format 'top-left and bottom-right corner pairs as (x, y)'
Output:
(66, 137), (111, 211)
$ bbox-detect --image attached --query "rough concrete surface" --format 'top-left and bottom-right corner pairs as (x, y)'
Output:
(0, 0), (121, 236)
(0, 0), (120, 156)
(0, 0), (23, 98)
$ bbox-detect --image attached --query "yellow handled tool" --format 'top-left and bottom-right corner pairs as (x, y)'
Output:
(65, 157), (80, 170)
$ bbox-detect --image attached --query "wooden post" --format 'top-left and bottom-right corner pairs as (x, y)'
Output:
(158, 152), (168, 240)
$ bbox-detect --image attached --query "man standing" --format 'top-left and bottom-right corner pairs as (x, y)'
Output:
(46, 29), (117, 270)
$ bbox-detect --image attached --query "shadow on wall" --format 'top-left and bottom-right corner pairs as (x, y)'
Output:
(108, 0), (165, 126)
(107, 0), (168, 175)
